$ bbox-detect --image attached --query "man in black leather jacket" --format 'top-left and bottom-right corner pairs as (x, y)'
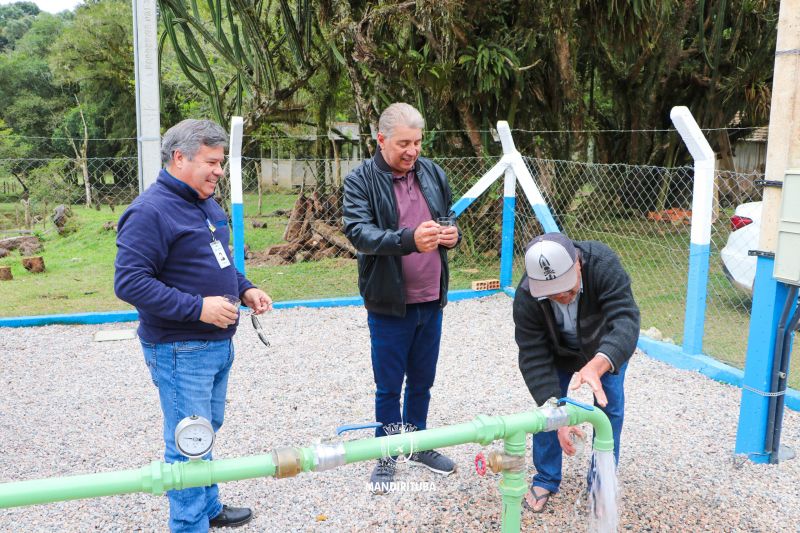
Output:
(343, 103), (459, 494)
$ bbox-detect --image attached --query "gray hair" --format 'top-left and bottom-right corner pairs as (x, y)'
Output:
(161, 119), (228, 165)
(378, 103), (425, 139)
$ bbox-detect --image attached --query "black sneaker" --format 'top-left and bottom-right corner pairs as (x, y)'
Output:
(209, 505), (253, 528)
(369, 458), (396, 494)
(409, 449), (456, 475)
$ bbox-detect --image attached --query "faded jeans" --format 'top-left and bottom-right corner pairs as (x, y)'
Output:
(531, 362), (627, 494)
(140, 338), (234, 532)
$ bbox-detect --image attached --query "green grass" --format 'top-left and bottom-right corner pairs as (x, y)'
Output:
(1, 194), (798, 389)
(0, 206), (129, 316)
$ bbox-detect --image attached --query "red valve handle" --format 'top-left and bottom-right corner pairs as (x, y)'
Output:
(475, 452), (487, 476)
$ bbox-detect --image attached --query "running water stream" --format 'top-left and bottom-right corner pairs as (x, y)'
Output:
(587, 450), (619, 532)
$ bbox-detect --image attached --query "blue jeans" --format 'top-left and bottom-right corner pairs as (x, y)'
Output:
(141, 338), (235, 533)
(531, 362), (627, 494)
(367, 301), (443, 437)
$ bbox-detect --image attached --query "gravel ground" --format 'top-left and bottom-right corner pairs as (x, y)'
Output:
(1, 293), (799, 532)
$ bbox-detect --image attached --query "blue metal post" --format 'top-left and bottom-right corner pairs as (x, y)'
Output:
(670, 107), (715, 356)
(735, 256), (794, 462)
(232, 202), (245, 273)
(229, 116), (246, 275)
(682, 242), (710, 355)
(499, 169), (517, 288)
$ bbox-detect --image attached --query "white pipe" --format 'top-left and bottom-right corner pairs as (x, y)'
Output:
(229, 117), (244, 204)
(669, 106), (715, 246)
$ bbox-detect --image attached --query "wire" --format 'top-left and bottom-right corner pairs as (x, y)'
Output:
(511, 126), (766, 134)
(0, 133), (138, 141)
(0, 126), (766, 142)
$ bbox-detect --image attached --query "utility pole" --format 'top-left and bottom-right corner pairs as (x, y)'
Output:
(132, 0), (161, 192)
(735, 0), (800, 463)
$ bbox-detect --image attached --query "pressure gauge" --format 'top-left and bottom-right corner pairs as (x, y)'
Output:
(175, 415), (215, 460)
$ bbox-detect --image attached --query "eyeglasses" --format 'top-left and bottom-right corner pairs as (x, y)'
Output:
(250, 312), (270, 347)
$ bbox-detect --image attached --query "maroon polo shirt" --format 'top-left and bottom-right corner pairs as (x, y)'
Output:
(392, 170), (441, 304)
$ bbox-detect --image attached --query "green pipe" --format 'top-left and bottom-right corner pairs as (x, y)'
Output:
(499, 430), (527, 533)
(0, 402), (613, 532)
(0, 454), (277, 509)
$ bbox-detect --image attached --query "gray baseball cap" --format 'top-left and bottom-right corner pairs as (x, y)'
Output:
(524, 233), (579, 297)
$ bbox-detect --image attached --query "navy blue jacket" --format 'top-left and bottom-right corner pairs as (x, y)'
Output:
(114, 169), (254, 343)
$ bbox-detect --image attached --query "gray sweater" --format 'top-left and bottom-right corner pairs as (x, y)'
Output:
(512, 240), (640, 405)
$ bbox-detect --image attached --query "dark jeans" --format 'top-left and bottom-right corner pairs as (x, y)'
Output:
(531, 362), (627, 494)
(367, 301), (443, 437)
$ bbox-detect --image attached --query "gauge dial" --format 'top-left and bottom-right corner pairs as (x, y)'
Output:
(175, 415), (215, 459)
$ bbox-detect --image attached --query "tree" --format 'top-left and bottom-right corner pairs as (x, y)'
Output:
(0, 1), (40, 51)
(158, 0), (325, 130)
(49, 0), (138, 157)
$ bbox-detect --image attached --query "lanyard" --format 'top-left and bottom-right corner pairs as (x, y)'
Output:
(194, 203), (218, 243)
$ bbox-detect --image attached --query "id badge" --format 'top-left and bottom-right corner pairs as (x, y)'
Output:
(210, 240), (231, 268)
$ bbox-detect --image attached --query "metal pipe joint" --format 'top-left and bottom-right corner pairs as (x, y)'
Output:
(486, 450), (525, 473)
(272, 447), (303, 478)
(313, 443), (347, 472)
(540, 398), (570, 431)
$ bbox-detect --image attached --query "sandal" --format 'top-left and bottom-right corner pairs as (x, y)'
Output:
(522, 487), (551, 513)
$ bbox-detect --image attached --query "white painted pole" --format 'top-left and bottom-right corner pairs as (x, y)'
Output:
(132, 0), (161, 192)
(670, 106), (715, 356)
(229, 117), (245, 273)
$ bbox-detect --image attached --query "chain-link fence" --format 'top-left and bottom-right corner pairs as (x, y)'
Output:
(512, 157), (764, 371)
(0, 148), (782, 383)
(236, 155), (503, 302)
(0, 157), (138, 231)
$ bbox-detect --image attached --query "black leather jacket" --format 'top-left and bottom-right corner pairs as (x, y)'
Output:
(343, 151), (456, 317)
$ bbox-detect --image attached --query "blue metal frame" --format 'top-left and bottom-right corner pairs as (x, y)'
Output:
(0, 290), (499, 328)
(735, 256), (798, 460)
(499, 195), (516, 288)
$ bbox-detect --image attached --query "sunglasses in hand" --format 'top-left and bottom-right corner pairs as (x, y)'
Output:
(250, 312), (270, 347)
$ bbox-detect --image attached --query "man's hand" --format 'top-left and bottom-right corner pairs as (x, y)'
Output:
(200, 296), (239, 328)
(414, 220), (440, 253)
(570, 354), (612, 407)
(438, 225), (458, 248)
(557, 426), (586, 456)
(242, 287), (273, 314)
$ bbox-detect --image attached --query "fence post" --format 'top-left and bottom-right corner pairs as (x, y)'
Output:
(670, 106), (715, 356)
(229, 116), (245, 274)
(496, 123), (518, 288)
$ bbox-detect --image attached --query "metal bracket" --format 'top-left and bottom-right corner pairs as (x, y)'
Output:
(754, 180), (783, 189)
(748, 250), (776, 258)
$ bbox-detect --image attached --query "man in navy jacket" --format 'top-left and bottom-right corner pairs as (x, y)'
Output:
(115, 119), (271, 532)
